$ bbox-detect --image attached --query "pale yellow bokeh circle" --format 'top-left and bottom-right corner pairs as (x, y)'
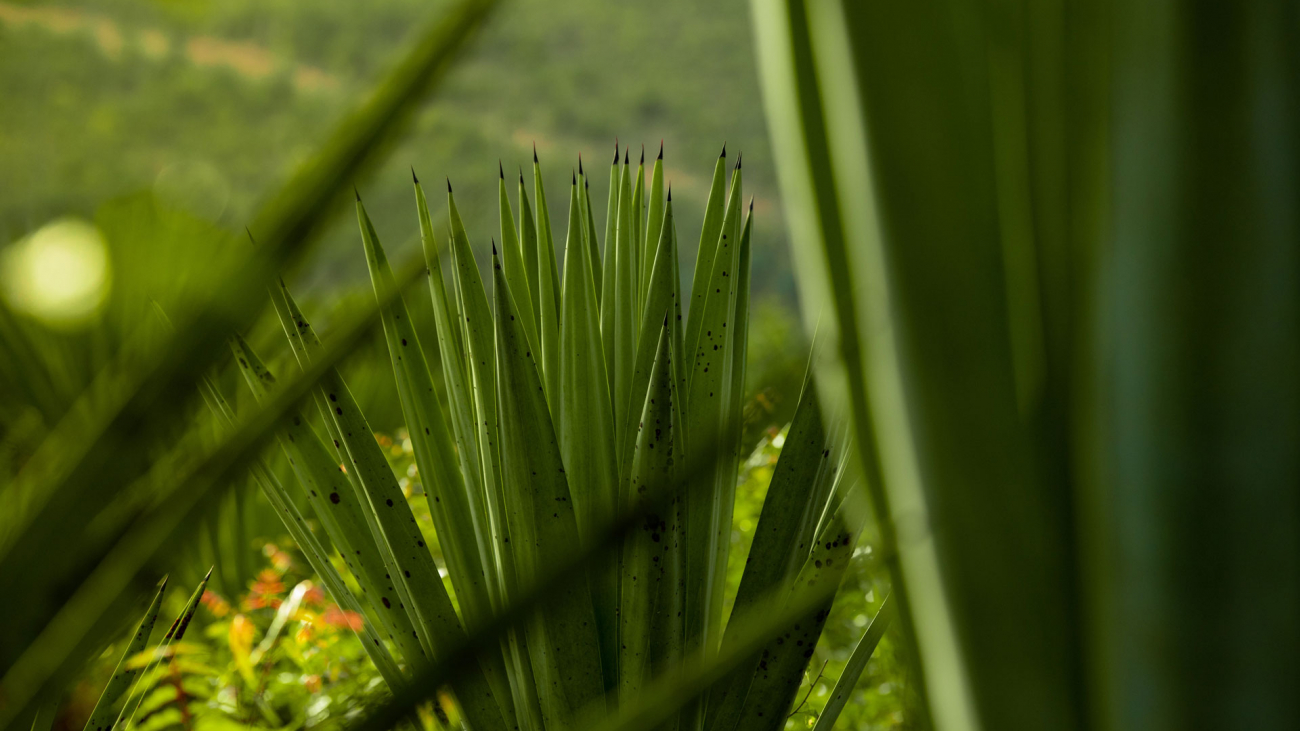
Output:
(1, 217), (111, 328)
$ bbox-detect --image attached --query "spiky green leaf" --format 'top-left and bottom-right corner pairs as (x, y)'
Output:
(705, 367), (836, 730)
(681, 162), (746, 663)
(611, 154), (640, 479)
(227, 335), (428, 671)
(499, 169), (542, 356)
(523, 165), (560, 404)
(619, 197), (684, 477)
(82, 579), (167, 731)
(619, 319), (682, 700)
(811, 597), (895, 731)
(600, 147), (621, 377)
(557, 175), (620, 697)
(682, 149), (728, 371)
(492, 247), (606, 728)
(640, 145), (666, 306)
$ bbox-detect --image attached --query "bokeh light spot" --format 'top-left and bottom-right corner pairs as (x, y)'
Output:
(1, 217), (111, 328)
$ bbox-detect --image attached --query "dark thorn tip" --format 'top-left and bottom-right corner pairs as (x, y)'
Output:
(613, 140), (620, 164)
(411, 166), (419, 184)
(446, 177), (453, 193)
(624, 149), (629, 165)
(658, 140), (664, 159)
(499, 160), (504, 179)
(533, 142), (538, 163)
(721, 142), (727, 158)
(572, 169), (577, 185)
(491, 238), (497, 255)
(640, 144), (645, 165)
(579, 155), (584, 175)
(667, 185), (672, 202)
(354, 186), (361, 201)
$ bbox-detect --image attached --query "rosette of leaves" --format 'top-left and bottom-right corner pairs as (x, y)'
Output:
(214, 142), (891, 731)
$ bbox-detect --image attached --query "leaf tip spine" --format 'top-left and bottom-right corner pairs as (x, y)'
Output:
(411, 166), (419, 184)
(720, 142), (727, 158)
(658, 140), (664, 160)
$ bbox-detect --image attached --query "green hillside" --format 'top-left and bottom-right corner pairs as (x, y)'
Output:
(0, 0), (789, 302)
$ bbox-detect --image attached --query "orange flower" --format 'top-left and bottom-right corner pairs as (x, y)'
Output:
(200, 590), (230, 618)
(320, 604), (364, 631)
(251, 569), (285, 596)
(302, 584), (327, 607)
(245, 569), (285, 610)
(303, 674), (322, 693)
